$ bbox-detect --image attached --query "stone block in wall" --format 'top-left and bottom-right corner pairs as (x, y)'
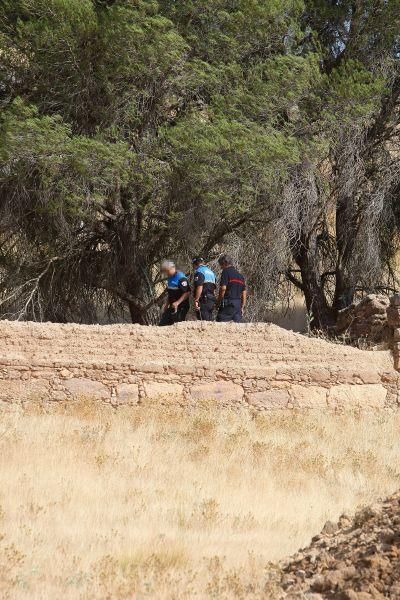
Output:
(327, 384), (387, 410)
(336, 369), (359, 385)
(144, 382), (184, 399)
(0, 379), (50, 402)
(139, 363), (165, 374)
(305, 367), (331, 384)
(289, 384), (327, 409)
(247, 390), (289, 409)
(390, 294), (400, 307)
(243, 367), (276, 379)
(356, 370), (382, 385)
(271, 381), (290, 390)
(170, 365), (195, 375)
(6, 369), (24, 380)
(50, 391), (68, 401)
(64, 378), (109, 401)
(275, 368), (293, 381)
(336, 294), (390, 343)
(59, 369), (73, 379)
(381, 371), (399, 383)
(387, 306), (400, 327)
(190, 381), (243, 404)
(114, 383), (139, 405)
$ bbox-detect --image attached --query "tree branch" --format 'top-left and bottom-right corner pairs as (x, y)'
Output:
(284, 269), (304, 291)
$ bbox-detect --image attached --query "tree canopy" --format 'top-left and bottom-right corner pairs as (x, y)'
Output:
(0, 0), (399, 326)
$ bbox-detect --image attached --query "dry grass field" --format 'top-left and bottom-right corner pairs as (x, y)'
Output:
(1, 402), (400, 599)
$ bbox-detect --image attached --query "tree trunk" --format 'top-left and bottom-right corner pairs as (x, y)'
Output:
(293, 233), (335, 330)
(125, 271), (161, 325)
(128, 300), (147, 325)
(332, 266), (355, 316)
(332, 194), (357, 316)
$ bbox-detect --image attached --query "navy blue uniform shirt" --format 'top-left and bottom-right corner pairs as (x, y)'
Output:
(220, 266), (246, 300)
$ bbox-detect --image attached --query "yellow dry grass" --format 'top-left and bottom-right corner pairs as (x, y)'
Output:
(1, 402), (400, 598)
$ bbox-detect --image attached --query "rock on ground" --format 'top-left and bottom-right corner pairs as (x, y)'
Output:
(279, 490), (400, 599)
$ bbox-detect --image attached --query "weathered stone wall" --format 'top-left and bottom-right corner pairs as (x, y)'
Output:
(388, 294), (400, 371)
(335, 294), (391, 344)
(335, 293), (400, 360)
(0, 320), (398, 411)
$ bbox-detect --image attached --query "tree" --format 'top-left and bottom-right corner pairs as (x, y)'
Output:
(0, 0), (399, 327)
(222, 1), (400, 328)
(0, 0), (306, 323)
(281, 0), (400, 328)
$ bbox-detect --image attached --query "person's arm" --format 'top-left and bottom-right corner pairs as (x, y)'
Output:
(217, 285), (226, 308)
(217, 269), (228, 309)
(194, 285), (203, 310)
(171, 278), (190, 312)
(193, 272), (205, 310)
(171, 291), (190, 312)
(241, 289), (247, 314)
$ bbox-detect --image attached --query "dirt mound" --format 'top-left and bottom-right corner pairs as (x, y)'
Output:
(280, 491), (400, 599)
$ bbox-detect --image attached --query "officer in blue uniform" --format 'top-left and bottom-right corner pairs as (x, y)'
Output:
(159, 260), (191, 326)
(216, 254), (247, 323)
(192, 257), (217, 321)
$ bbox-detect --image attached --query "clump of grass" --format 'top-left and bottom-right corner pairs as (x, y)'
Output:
(0, 403), (399, 598)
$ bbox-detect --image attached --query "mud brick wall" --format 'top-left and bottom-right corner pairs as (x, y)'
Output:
(388, 294), (400, 371)
(0, 321), (398, 411)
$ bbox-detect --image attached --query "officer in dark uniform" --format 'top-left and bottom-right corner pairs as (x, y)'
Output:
(192, 257), (217, 321)
(159, 260), (191, 326)
(216, 254), (247, 323)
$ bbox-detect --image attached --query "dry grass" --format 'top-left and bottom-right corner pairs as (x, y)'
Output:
(1, 402), (400, 598)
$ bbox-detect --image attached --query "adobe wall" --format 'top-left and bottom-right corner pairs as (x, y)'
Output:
(0, 320), (398, 411)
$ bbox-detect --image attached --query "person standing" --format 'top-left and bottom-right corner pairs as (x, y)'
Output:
(159, 260), (190, 326)
(216, 254), (246, 323)
(192, 256), (217, 321)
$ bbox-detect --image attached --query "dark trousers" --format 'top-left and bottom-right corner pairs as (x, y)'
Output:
(196, 297), (215, 321)
(216, 298), (242, 323)
(159, 303), (189, 326)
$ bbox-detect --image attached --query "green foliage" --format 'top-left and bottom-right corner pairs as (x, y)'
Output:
(0, 0), (398, 323)
(1, 98), (132, 216)
(164, 115), (300, 209)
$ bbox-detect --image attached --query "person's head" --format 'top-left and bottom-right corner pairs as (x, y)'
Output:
(161, 259), (176, 277)
(191, 256), (205, 269)
(218, 254), (233, 269)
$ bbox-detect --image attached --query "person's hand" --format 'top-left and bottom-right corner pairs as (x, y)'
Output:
(171, 301), (179, 313)
(241, 306), (245, 315)
(194, 300), (200, 311)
